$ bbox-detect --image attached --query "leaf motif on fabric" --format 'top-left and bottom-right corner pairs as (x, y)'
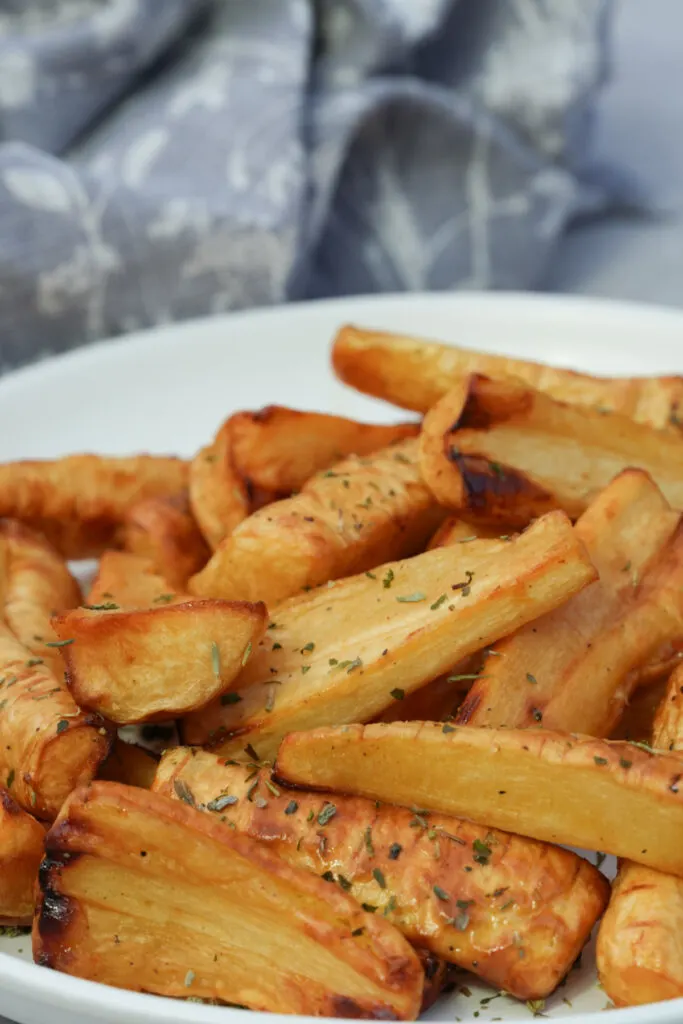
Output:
(121, 128), (169, 189)
(3, 168), (71, 212)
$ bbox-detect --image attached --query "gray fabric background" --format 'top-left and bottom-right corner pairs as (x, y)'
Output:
(0, 0), (619, 372)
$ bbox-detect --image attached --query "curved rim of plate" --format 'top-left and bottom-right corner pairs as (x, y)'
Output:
(2, 291), (683, 398)
(2, 290), (683, 1024)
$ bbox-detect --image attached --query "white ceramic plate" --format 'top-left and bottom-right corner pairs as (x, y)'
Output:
(1, 292), (683, 1024)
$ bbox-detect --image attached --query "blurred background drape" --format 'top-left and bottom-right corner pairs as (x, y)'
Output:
(0, 0), (623, 371)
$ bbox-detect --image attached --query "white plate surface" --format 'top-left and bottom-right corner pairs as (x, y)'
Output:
(1, 292), (683, 1024)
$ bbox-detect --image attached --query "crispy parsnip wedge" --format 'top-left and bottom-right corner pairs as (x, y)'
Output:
(54, 599), (267, 725)
(155, 748), (608, 1000)
(456, 471), (681, 732)
(189, 439), (444, 604)
(98, 738), (158, 788)
(87, 551), (182, 610)
(598, 662), (683, 1007)
(0, 785), (45, 925)
(276, 723), (683, 878)
(0, 455), (187, 558)
(0, 624), (110, 819)
(33, 782), (423, 1019)
(0, 519), (81, 674)
(419, 375), (683, 527)
(229, 406), (419, 494)
(189, 420), (252, 550)
(183, 512), (595, 759)
(118, 493), (208, 589)
(332, 325), (683, 428)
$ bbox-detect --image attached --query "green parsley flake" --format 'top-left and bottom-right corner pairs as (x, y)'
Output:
(390, 688), (405, 700)
(56, 720), (69, 735)
(211, 642), (221, 678)
(6, 769), (14, 788)
(317, 802), (337, 826)
(45, 639), (74, 648)
(594, 756), (608, 766)
(372, 868), (386, 889)
(382, 569), (394, 589)
(207, 795), (237, 812)
(472, 838), (492, 865)
(433, 885), (449, 901)
(430, 594), (447, 610)
(526, 672), (537, 684)
(241, 641), (252, 666)
(396, 592), (426, 603)
(284, 800), (298, 815)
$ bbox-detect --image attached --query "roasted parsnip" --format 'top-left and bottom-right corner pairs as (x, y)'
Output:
(54, 599), (267, 724)
(155, 748), (608, 1000)
(33, 782), (424, 1019)
(0, 785), (45, 925)
(0, 623), (111, 819)
(419, 375), (683, 527)
(183, 511), (595, 759)
(189, 419), (252, 550)
(189, 439), (444, 605)
(275, 722), (683, 877)
(118, 493), (208, 589)
(229, 406), (419, 495)
(456, 470), (681, 733)
(86, 551), (182, 610)
(597, 662), (683, 1007)
(0, 455), (187, 558)
(0, 518), (81, 674)
(332, 324), (683, 428)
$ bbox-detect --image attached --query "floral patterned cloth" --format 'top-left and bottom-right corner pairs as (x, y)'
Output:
(0, 0), (616, 370)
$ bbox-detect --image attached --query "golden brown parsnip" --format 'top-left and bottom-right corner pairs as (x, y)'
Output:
(155, 748), (608, 1001)
(0, 455), (187, 558)
(98, 738), (158, 789)
(188, 438), (444, 605)
(0, 623), (111, 820)
(183, 511), (595, 760)
(229, 405), (418, 494)
(54, 599), (267, 724)
(189, 420), (252, 550)
(275, 722), (683, 877)
(597, 662), (683, 1007)
(332, 324), (683, 428)
(118, 493), (208, 589)
(456, 470), (681, 733)
(0, 519), (81, 674)
(33, 782), (424, 1019)
(86, 551), (182, 610)
(0, 785), (45, 925)
(419, 375), (683, 528)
